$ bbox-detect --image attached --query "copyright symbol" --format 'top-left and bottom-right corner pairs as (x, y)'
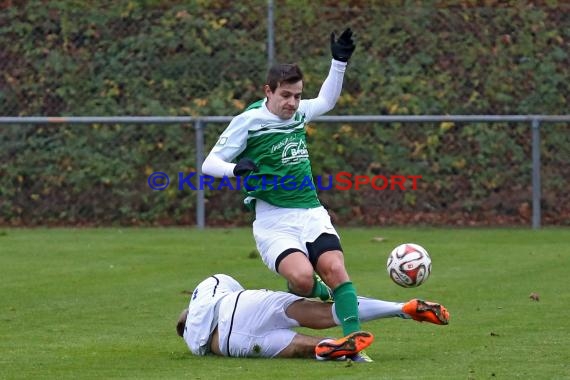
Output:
(148, 172), (170, 191)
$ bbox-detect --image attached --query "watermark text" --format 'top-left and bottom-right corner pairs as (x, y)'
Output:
(147, 171), (422, 191)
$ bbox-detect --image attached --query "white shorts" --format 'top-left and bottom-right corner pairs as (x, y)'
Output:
(253, 200), (340, 273)
(216, 290), (303, 358)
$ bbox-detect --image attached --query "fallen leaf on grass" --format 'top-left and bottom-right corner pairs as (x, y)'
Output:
(529, 292), (540, 301)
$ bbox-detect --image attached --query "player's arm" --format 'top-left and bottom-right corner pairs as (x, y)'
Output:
(202, 116), (259, 177)
(203, 152), (259, 178)
(202, 152), (237, 177)
(301, 28), (356, 121)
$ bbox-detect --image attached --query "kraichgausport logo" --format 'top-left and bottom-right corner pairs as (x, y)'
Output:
(147, 172), (421, 191)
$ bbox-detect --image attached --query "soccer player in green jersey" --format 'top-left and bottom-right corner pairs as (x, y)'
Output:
(202, 28), (373, 361)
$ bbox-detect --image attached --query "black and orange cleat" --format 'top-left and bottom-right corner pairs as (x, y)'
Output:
(403, 299), (450, 325)
(315, 331), (374, 360)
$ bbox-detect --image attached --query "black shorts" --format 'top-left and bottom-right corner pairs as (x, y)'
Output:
(275, 233), (343, 272)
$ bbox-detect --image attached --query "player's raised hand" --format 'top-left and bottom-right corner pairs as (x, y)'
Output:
(330, 28), (356, 62)
(233, 158), (259, 176)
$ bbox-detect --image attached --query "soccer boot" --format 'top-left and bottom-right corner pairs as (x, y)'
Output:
(402, 299), (450, 325)
(315, 331), (374, 360)
(347, 350), (374, 363)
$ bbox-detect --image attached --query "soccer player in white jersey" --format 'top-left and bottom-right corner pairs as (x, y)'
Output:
(201, 28), (373, 360)
(176, 274), (450, 360)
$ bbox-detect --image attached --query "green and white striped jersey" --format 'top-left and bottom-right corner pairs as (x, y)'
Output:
(208, 60), (347, 209)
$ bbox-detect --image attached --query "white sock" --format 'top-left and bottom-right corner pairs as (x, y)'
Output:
(332, 297), (408, 325)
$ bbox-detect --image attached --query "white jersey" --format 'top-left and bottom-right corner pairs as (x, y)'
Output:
(183, 274), (244, 355)
(182, 274), (304, 358)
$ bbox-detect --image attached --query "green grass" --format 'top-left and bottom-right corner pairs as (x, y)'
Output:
(1, 227), (569, 379)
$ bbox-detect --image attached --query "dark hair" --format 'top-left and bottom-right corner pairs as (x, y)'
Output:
(266, 63), (303, 92)
(176, 309), (189, 337)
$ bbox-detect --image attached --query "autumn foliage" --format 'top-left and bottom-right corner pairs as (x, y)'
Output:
(0, 1), (568, 226)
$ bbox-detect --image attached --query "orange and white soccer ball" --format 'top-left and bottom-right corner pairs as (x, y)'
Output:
(387, 243), (432, 288)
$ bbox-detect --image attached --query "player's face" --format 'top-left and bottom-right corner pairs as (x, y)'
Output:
(265, 81), (303, 120)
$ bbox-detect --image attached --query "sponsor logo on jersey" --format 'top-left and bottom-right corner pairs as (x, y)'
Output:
(281, 139), (308, 165)
(271, 136), (292, 153)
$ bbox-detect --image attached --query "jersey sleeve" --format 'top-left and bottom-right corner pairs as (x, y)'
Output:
(210, 114), (250, 161)
(202, 151), (235, 178)
(298, 59), (347, 122)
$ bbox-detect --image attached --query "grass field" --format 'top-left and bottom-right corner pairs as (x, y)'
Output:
(1, 227), (569, 379)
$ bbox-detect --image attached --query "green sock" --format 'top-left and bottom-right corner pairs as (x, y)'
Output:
(287, 274), (330, 300)
(332, 281), (361, 335)
(310, 273), (332, 301)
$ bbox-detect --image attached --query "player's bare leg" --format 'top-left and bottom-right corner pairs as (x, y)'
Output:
(278, 252), (319, 296)
(277, 334), (325, 358)
(314, 250), (350, 289)
(285, 299), (337, 328)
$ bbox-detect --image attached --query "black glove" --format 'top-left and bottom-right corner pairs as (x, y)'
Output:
(330, 28), (356, 62)
(233, 158), (259, 176)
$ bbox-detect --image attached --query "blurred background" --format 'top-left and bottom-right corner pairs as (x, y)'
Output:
(0, 0), (568, 227)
